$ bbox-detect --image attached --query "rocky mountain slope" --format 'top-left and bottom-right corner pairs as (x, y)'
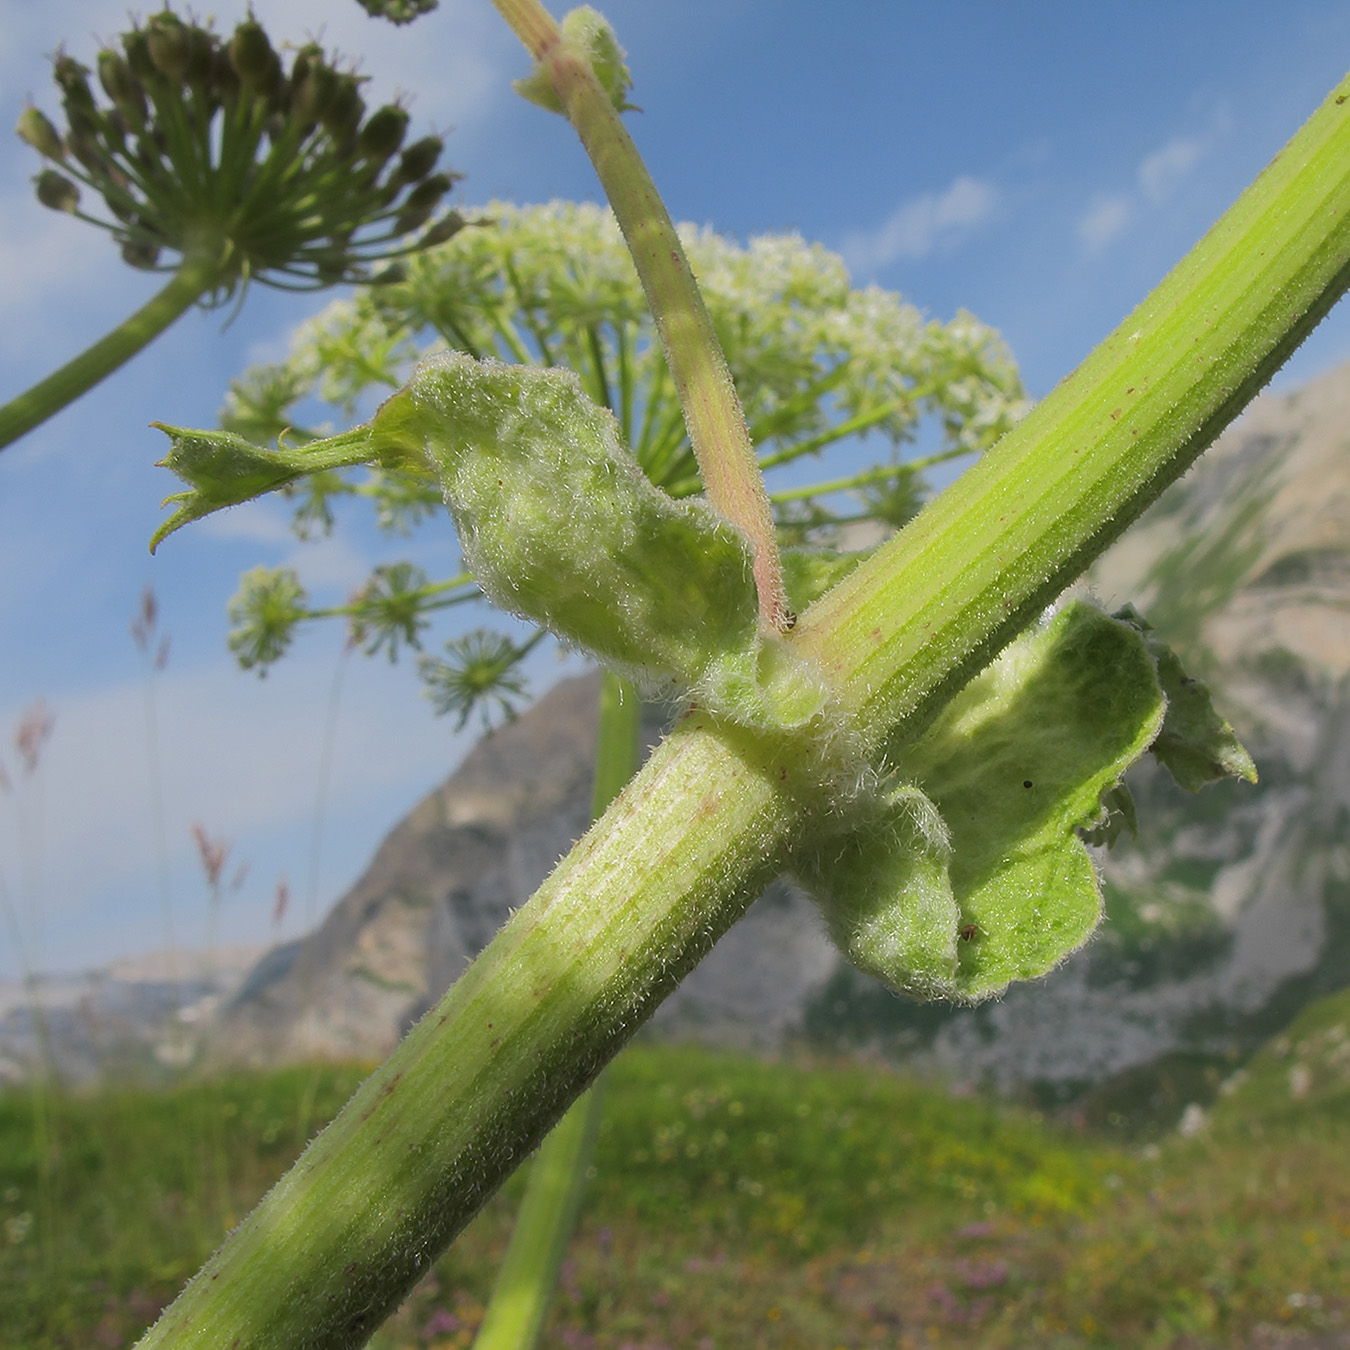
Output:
(0, 946), (261, 1085)
(212, 361), (1350, 1095)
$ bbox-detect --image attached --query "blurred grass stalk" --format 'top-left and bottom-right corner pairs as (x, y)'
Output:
(473, 672), (640, 1350)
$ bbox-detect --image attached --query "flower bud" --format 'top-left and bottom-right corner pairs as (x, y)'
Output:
(122, 29), (158, 86)
(53, 54), (96, 114)
(400, 172), (452, 215)
(183, 23), (214, 88)
(102, 106), (128, 153)
(15, 107), (64, 160)
(210, 44), (241, 106)
(295, 63), (340, 129)
(65, 127), (106, 175)
(416, 211), (464, 248)
(230, 19), (277, 87)
(394, 135), (441, 184)
(121, 238), (161, 269)
(98, 49), (138, 110)
(35, 169), (79, 213)
(358, 105), (408, 162)
(145, 13), (192, 83)
(322, 74), (364, 144)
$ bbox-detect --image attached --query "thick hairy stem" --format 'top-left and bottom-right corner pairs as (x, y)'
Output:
(473, 672), (642, 1350)
(490, 0), (788, 629)
(135, 69), (1350, 1350)
(0, 252), (224, 453)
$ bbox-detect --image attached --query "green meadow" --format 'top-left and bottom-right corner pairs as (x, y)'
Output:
(3, 1003), (1348, 1349)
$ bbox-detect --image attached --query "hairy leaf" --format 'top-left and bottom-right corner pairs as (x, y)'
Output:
(800, 603), (1168, 1002)
(1114, 603), (1258, 790)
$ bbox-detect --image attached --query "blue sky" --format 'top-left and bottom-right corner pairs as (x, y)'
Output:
(2, 1), (1349, 978)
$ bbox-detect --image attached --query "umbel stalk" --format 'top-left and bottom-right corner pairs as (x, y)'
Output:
(0, 252), (223, 452)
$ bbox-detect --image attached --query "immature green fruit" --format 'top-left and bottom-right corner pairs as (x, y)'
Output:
(22, 13), (462, 295)
(359, 105), (409, 163)
(229, 19), (282, 95)
(35, 168), (79, 212)
(394, 136), (443, 185)
(16, 107), (64, 160)
(97, 49), (146, 131)
(53, 55), (96, 114)
(145, 13), (192, 83)
(418, 212), (465, 248)
(121, 238), (161, 270)
(800, 603), (1169, 1002)
(357, 0), (439, 21)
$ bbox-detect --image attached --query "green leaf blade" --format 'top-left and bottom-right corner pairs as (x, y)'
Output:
(805, 603), (1168, 1003)
(384, 352), (764, 698)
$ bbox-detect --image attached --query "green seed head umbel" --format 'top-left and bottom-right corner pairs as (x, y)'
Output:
(15, 9), (466, 295)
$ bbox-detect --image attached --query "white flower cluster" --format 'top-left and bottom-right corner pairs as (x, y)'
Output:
(232, 200), (1028, 496)
(216, 199), (1032, 721)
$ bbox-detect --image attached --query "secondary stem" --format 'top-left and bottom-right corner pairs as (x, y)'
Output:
(490, 0), (788, 630)
(0, 251), (225, 453)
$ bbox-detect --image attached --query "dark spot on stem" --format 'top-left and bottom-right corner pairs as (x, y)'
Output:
(1023, 779), (1033, 789)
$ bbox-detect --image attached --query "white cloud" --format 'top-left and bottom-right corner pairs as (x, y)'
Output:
(1078, 193), (1134, 252)
(842, 175), (998, 274)
(287, 534), (375, 593)
(1137, 134), (1208, 205)
(198, 502), (296, 547)
(199, 505), (375, 593)
(1077, 118), (1221, 254)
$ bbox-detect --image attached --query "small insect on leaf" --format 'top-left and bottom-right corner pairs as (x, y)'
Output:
(959, 923), (982, 942)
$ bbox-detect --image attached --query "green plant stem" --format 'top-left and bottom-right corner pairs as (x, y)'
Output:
(474, 671), (642, 1350)
(0, 252), (224, 453)
(490, 0), (788, 630)
(134, 70), (1350, 1350)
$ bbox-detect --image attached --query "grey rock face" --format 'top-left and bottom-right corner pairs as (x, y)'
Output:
(217, 672), (606, 1064)
(214, 363), (1350, 1092)
(0, 947), (261, 1085)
